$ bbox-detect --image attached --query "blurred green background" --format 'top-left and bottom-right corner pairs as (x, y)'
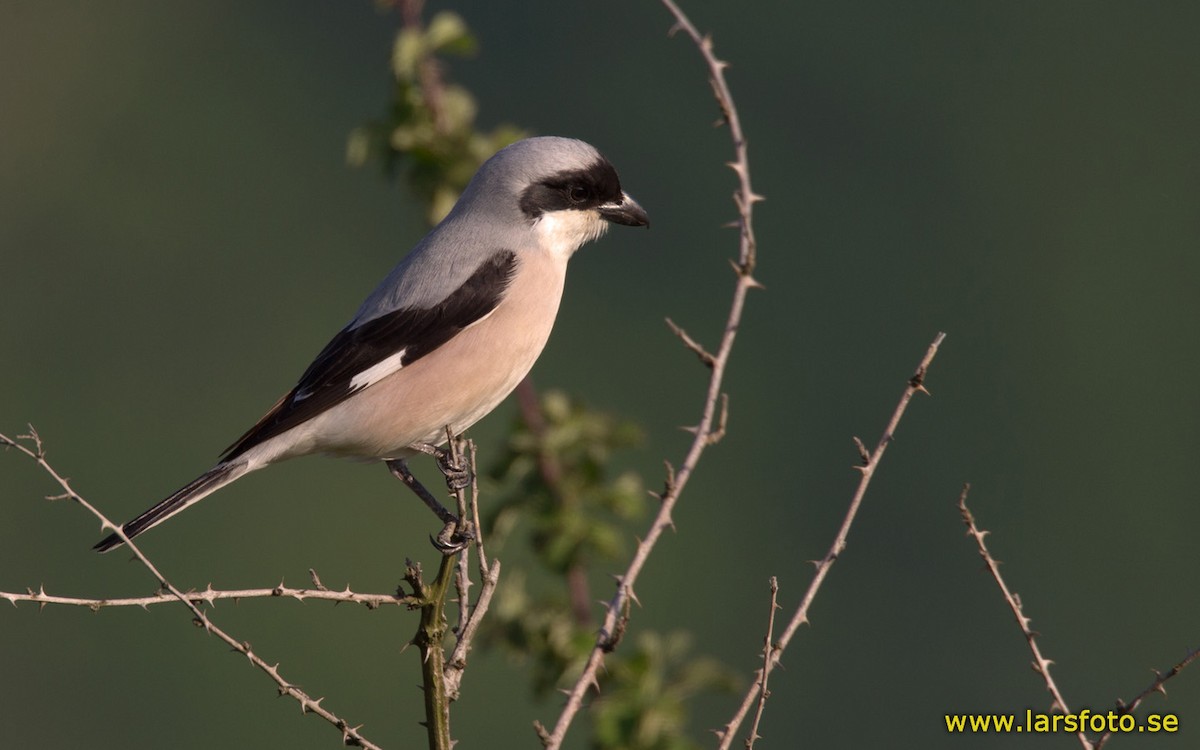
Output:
(3, 2), (1199, 748)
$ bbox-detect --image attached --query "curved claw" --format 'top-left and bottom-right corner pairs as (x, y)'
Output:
(429, 518), (477, 556)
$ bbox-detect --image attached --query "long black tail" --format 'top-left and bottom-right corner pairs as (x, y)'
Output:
(93, 462), (250, 552)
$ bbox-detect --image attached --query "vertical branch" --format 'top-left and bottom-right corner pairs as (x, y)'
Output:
(540, 2), (762, 746)
(745, 577), (780, 749)
(408, 555), (457, 750)
(450, 433), (473, 638)
(444, 438), (501, 702)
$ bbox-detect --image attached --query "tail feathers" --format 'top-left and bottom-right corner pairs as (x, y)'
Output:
(93, 462), (251, 553)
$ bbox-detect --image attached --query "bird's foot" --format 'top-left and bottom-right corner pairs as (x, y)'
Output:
(411, 441), (473, 492)
(431, 518), (476, 556)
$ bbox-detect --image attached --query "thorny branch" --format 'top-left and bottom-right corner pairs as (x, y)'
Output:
(0, 429), (384, 750)
(540, 1), (762, 746)
(444, 435), (502, 702)
(1, 581), (407, 611)
(745, 577), (780, 750)
(960, 485), (1198, 750)
(958, 484), (1082, 739)
(714, 333), (946, 749)
(1096, 648), (1200, 748)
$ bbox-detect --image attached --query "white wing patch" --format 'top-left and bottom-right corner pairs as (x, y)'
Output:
(349, 348), (408, 392)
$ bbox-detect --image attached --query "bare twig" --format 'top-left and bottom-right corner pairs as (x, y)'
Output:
(715, 333), (946, 749)
(958, 485), (1091, 750)
(450, 432), (473, 636)
(540, 2), (762, 746)
(1096, 648), (1200, 749)
(1, 429), (383, 750)
(1, 582), (408, 611)
(445, 437), (502, 700)
(666, 317), (715, 368)
(744, 577), (780, 749)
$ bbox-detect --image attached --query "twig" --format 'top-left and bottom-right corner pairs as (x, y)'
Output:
(715, 333), (946, 749)
(445, 437), (503, 700)
(1096, 648), (1200, 749)
(540, 2), (762, 746)
(745, 577), (780, 749)
(407, 555), (456, 750)
(1, 582), (408, 611)
(1, 429), (383, 750)
(666, 317), (715, 368)
(957, 484), (1091, 750)
(450, 432), (473, 638)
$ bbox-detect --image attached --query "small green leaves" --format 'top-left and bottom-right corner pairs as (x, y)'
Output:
(591, 632), (740, 750)
(350, 10), (526, 225)
(487, 389), (645, 574)
(424, 12), (476, 57)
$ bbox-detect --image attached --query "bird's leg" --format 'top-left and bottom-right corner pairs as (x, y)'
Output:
(385, 458), (473, 555)
(410, 441), (472, 492)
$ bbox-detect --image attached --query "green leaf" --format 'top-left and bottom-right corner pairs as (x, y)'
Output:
(425, 11), (477, 56)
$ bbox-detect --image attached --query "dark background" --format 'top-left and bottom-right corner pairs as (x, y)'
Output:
(2, 2), (1198, 748)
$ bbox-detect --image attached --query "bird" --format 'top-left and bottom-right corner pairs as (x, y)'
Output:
(94, 136), (648, 552)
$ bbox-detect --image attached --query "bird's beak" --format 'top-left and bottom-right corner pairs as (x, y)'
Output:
(598, 191), (650, 227)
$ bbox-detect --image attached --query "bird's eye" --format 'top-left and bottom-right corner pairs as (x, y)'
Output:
(567, 185), (590, 204)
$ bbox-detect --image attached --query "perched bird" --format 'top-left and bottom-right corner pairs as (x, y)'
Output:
(95, 136), (648, 552)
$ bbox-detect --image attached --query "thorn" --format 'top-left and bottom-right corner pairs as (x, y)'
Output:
(309, 568), (328, 590)
(706, 393), (729, 444)
(665, 317), (716, 368)
(662, 460), (676, 490)
(852, 436), (870, 464)
(908, 368), (927, 390)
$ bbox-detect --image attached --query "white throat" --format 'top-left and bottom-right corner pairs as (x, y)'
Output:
(532, 210), (610, 261)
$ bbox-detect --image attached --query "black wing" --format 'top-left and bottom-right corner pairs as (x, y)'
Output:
(222, 249), (517, 461)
